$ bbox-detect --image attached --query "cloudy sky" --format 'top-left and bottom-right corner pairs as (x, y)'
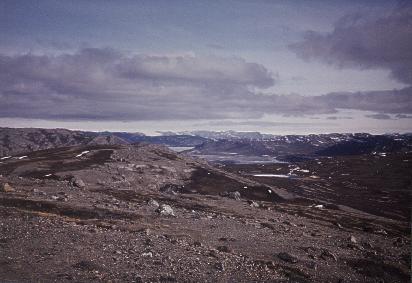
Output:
(0, 0), (411, 134)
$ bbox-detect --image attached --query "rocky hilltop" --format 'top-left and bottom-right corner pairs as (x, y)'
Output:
(0, 131), (410, 282)
(0, 128), (208, 157)
(0, 127), (97, 156)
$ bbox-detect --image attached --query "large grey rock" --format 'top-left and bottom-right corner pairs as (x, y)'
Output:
(248, 200), (259, 208)
(228, 191), (241, 200)
(147, 199), (160, 208)
(70, 177), (85, 188)
(156, 204), (175, 216)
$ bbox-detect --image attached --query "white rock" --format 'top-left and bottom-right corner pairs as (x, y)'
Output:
(156, 204), (175, 216)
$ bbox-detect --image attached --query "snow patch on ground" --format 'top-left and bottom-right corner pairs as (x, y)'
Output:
(76, 151), (90, 158)
(253, 174), (294, 178)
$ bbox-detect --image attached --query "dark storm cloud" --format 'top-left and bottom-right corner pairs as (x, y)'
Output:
(0, 48), (411, 121)
(395, 113), (412, 119)
(365, 113), (392, 120)
(0, 48), (274, 120)
(317, 87), (412, 114)
(326, 116), (353, 120)
(290, 4), (412, 84)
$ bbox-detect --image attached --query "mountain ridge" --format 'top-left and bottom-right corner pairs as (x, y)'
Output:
(2, 127), (411, 159)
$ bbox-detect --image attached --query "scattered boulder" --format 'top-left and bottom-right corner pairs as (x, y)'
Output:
(32, 188), (46, 195)
(278, 252), (298, 263)
(72, 260), (100, 271)
(261, 222), (276, 230)
(214, 262), (225, 271)
(133, 274), (144, 283)
(254, 259), (275, 269)
(138, 228), (151, 236)
(147, 199), (160, 208)
(208, 249), (219, 258)
(349, 235), (357, 244)
(283, 220), (297, 227)
(320, 250), (337, 261)
(159, 184), (181, 195)
(141, 251), (153, 257)
(1, 183), (14, 192)
(51, 195), (67, 202)
(248, 200), (260, 208)
(217, 246), (231, 253)
(70, 177), (85, 188)
(374, 229), (388, 235)
(193, 241), (202, 247)
(156, 204), (175, 216)
(228, 191), (241, 200)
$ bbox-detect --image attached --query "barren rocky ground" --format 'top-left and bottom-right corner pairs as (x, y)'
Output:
(0, 143), (410, 282)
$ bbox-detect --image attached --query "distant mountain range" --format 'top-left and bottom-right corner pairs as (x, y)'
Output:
(186, 132), (412, 161)
(1, 127), (411, 159)
(0, 128), (208, 156)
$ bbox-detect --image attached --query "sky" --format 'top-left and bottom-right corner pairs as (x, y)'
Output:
(0, 0), (411, 135)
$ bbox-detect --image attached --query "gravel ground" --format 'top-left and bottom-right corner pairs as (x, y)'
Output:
(0, 144), (410, 282)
